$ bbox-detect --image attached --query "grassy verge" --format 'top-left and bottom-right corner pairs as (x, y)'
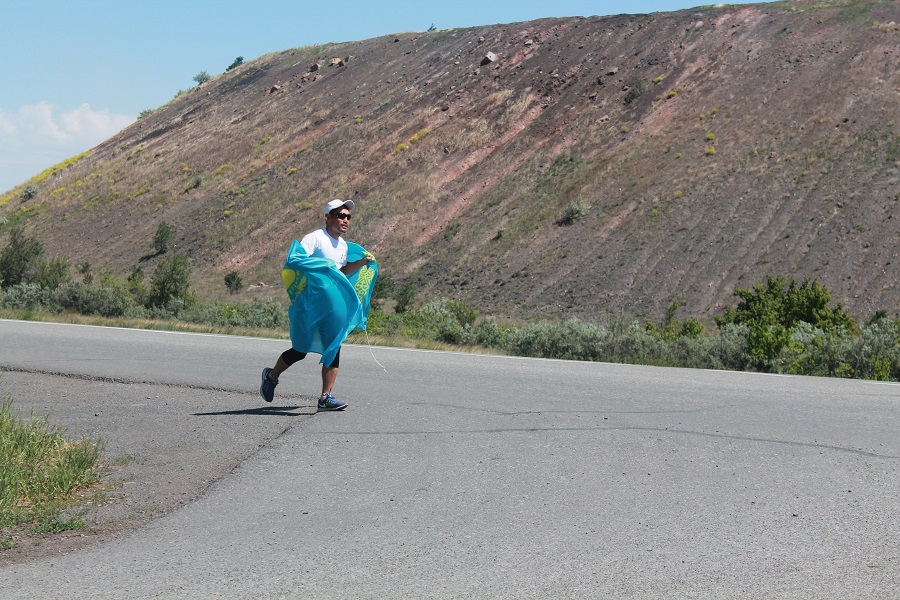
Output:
(0, 307), (291, 340)
(0, 386), (103, 550)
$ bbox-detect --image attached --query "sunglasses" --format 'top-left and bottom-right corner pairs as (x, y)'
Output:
(330, 212), (352, 220)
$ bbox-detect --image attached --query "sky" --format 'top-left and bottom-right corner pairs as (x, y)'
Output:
(0, 0), (769, 192)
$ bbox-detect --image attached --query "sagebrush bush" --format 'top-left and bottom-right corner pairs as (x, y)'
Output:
(845, 318), (900, 380)
(777, 322), (852, 377)
(507, 318), (608, 361)
(20, 185), (38, 201)
(417, 300), (474, 345)
(445, 300), (477, 328)
(367, 311), (407, 337)
(52, 282), (142, 318)
(0, 283), (52, 310)
(474, 316), (509, 348)
(179, 299), (288, 329)
(602, 321), (666, 364)
(557, 198), (589, 226)
(706, 323), (753, 371)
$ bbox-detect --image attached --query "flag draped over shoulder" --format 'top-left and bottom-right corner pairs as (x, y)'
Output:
(346, 241), (378, 330)
(281, 240), (377, 366)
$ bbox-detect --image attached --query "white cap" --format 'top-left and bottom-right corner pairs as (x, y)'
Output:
(324, 199), (355, 216)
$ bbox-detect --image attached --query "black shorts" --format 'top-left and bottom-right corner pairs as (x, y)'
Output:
(281, 347), (341, 369)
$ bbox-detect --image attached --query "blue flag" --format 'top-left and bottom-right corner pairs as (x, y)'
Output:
(346, 241), (378, 331)
(281, 240), (377, 366)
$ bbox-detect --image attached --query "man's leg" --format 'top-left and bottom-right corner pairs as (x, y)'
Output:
(260, 349), (306, 402)
(321, 364), (339, 396)
(317, 349), (347, 410)
(272, 354), (291, 379)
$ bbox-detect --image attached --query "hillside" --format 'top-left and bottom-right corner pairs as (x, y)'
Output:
(1, 0), (898, 324)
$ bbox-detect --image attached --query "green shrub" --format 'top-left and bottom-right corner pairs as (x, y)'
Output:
(0, 225), (44, 287)
(180, 299), (288, 329)
(38, 257), (71, 290)
(372, 275), (397, 310)
(0, 283), (52, 310)
(777, 322), (854, 377)
(226, 56), (244, 71)
(445, 300), (478, 328)
(717, 276), (857, 371)
(148, 254), (193, 311)
(624, 80), (647, 104)
(193, 71), (212, 85)
(417, 300), (474, 345)
(184, 176), (202, 193)
(601, 321), (665, 364)
(20, 185), (38, 201)
(557, 198), (589, 226)
(366, 311), (407, 337)
(53, 281), (142, 317)
(394, 283), (416, 313)
(705, 323), (753, 371)
(507, 319), (608, 361)
(152, 221), (175, 255)
(474, 316), (510, 348)
(127, 266), (148, 305)
(845, 317), (900, 380)
(76, 261), (93, 284)
(224, 271), (244, 293)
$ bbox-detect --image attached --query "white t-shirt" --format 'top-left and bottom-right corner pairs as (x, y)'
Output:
(300, 228), (348, 268)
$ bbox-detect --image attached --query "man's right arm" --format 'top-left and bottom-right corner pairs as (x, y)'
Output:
(300, 231), (317, 256)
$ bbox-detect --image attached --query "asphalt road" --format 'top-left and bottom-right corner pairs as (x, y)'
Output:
(1, 319), (898, 598)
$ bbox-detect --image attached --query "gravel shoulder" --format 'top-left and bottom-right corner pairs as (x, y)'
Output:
(0, 370), (308, 565)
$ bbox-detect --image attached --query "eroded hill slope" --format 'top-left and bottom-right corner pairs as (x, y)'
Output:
(2, 0), (897, 322)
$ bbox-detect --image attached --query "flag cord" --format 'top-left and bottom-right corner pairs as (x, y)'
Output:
(364, 330), (387, 372)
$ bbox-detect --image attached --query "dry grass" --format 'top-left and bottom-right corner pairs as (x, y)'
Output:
(452, 118), (495, 150)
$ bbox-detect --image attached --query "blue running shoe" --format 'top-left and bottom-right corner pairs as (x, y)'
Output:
(259, 368), (278, 403)
(318, 392), (347, 411)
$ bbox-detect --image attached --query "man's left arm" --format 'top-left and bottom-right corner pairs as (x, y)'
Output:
(341, 256), (372, 275)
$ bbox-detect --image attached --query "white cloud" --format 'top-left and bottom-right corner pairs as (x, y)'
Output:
(0, 102), (135, 192)
(61, 103), (135, 142)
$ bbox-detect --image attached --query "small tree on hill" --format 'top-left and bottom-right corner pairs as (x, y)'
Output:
(716, 276), (857, 369)
(21, 185), (38, 201)
(394, 283), (417, 314)
(224, 270), (243, 293)
(226, 56), (244, 71)
(153, 221), (175, 255)
(76, 261), (93, 284)
(149, 253), (193, 309)
(0, 225), (44, 287)
(127, 265), (148, 305)
(38, 256), (71, 289)
(193, 71), (212, 85)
